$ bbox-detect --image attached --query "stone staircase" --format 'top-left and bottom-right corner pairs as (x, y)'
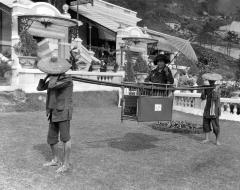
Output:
(37, 38), (100, 71)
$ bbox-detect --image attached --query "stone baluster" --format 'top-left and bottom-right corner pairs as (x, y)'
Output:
(182, 97), (185, 107)
(233, 104), (238, 115)
(190, 98), (193, 107)
(181, 97), (184, 107)
(179, 97), (182, 106)
(191, 98), (194, 107)
(175, 97), (178, 106)
(184, 97), (187, 107)
(176, 97), (179, 106)
(221, 104), (225, 114)
(186, 97), (189, 107)
(226, 103), (231, 114)
(186, 97), (190, 107)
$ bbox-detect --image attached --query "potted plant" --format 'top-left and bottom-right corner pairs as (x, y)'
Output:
(106, 60), (116, 72)
(132, 55), (149, 82)
(14, 31), (38, 69)
(78, 61), (87, 70)
(91, 60), (101, 71)
(0, 51), (12, 85)
(178, 75), (195, 92)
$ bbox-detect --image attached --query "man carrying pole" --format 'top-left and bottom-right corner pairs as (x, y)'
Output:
(37, 53), (73, 173)
(201, 73), (222, 145)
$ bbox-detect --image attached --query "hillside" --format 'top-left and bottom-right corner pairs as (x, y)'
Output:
(105, 0), (240, 36)
(176, 44), (239, 80)
(105, 0), (240, 81)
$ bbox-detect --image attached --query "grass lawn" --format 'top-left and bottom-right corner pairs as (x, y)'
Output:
(1, 107), (240, 190)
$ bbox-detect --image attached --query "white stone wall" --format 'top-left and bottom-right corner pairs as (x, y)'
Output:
(15, 69), (124, 93)
(174, 92), (240, 122)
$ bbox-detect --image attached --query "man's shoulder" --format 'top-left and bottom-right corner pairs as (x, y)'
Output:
(59, 74), (73, 82)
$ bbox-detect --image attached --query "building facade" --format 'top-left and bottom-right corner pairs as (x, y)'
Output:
(0, 0), (189, 92)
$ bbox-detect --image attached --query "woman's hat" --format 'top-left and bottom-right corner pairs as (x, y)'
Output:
(37, 55), (72, 74)
(202, 73), (222, 81)
(153, 54), (170, 65)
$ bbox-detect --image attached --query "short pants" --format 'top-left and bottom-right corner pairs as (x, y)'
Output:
(47, 120), (71, 145)
(202, 117), (220, 136)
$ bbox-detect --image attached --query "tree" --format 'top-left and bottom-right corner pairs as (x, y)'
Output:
(235, 57), (240, 81)
(224, 31), (238, 56)
(193, 45), (219, 85)
(231, 7), (240, 21)
(196, 18), (224, 47)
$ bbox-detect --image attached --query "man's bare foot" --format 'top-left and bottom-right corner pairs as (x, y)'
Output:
(43, 159), (61, 167)
(216, 141), (221, 146)
(201, 139), (209, 144)
(56, 164), (70, 173)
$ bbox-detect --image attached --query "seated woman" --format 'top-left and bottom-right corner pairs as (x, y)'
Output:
(144, 54), (174, 96)
(145, 54), (174, 84)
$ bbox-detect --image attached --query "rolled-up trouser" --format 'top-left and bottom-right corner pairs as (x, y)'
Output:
(202, 117), (220, 137)
(47, 120), (71, 145)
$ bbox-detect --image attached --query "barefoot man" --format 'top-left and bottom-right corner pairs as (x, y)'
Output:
(37, 54), (73, 173)
(201, 73), (222, 145)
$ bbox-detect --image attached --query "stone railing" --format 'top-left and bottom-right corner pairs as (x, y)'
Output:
(69, 70), (124, 92)
(174, 92), (240, 122)
(14, 69), (124, 93)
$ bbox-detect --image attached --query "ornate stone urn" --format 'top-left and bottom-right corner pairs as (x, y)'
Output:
(18, 56), (37, 69)
(14, 31), (38, 69)
(92, 64), (101, 71)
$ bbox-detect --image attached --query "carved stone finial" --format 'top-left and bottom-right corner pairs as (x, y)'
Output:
(62, 4), (69, 14)
(62, 4), (71, 18)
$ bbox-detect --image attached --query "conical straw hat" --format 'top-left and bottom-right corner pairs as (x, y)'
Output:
(37, 56), (71, 74)
(202, 73), (222, 81)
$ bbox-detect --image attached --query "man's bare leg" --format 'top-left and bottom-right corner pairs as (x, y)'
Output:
(216, 133), (221, 145)
(43, 143), (60, 166)
(202, 132), (210, 143)
(50, 143), (59, 162)
(63, 140), (71, 166)
(56, 140), (71, 173)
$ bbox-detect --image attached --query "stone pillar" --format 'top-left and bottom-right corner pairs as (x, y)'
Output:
(116, 28), (127, 70)
(89, 24), (92, 51)
(11, 12), (22, 89)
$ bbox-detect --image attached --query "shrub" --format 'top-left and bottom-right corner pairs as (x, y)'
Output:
(178, 76), (195, 87)
(107, 60), (116, 66)
(91, 60), (100, 65)
(132, 56), (149, 73)
(220, 82), (240, 98)
(14, 31), (38, 56)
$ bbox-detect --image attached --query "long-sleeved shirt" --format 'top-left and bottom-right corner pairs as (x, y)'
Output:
(37, 74), (73, 122)
(201, 86), (221, 118)
(144, 66), (174, 84)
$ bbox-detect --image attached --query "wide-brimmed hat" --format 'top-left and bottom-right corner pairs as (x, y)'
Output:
(202, 73), (222, 81)
(153, 54), (170, 65)
(37, 56), (71, 74)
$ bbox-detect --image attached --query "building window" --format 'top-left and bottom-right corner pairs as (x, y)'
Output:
(0, 4), (12, 86)
(0, 5), (11, 54)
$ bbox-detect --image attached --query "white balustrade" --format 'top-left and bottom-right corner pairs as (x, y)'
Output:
(13, 69), (124, 93)
(2, 68), (240, 122)
(173, 92), (240, 122)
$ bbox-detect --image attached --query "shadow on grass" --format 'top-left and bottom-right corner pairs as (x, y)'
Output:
(33, 143), (62, 161)
(108, 132), (159, 152)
